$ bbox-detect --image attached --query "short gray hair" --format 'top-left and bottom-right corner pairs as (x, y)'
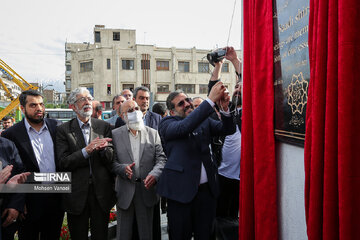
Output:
(68, 87), (91, 104)
(133, 86), (149, 99)
(112, 94), (123, 105)
(192, 97), (204, 101)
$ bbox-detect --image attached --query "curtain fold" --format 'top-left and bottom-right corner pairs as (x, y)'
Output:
(240, 0), (278, 239)
(305, 0), (360, 239)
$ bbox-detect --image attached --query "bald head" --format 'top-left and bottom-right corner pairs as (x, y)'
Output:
(120, 100), (139, 120)
(91, 100), (103, 119)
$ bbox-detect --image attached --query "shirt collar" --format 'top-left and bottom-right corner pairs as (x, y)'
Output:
(24, 118), (47, 132)
(77, 117), (91, 129)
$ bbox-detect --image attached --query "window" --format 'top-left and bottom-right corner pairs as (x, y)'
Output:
(176, 84), (195, 94)
(107, 84), (111, 95)
(198, 62), (209, 73)
(113, 32), (120, 41)
(95, 31), (101, 43)
(105, 102), (111, 109)
(123, 84), (134, 92)
(66, 51), (72, 61)
(65, 78), (71, 89)
(66, 65), (71, 74)
(107, 59), (111, 69)
(157, 84), (169, 93)
(199, 84), (208, 94)
(80, 61), (93, 72)
(156, 61), (169, 71)
(222, 63), (229, 72)
(141, 60), (150, 70)
(142, 84), (150, 89)
(122, 60), (134, 70)
(178, 61), (190, 72)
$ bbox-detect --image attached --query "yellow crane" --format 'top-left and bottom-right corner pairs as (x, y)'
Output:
(0, 58), (38, 120)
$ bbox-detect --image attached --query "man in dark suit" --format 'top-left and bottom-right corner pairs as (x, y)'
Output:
(56, 87), (116, 240)
(157, 82), (236, 240)
(0, 136), (30, 240)
(2, 89), (64, 240)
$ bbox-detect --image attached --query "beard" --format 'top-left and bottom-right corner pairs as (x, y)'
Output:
(76, 104), (93, 118)
(25, 110), (44, 124)
(174, 104), (194, 118)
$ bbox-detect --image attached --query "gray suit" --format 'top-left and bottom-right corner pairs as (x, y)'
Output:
(112, 125), (166, 240)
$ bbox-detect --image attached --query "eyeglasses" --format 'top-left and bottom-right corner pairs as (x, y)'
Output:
(127, 106), (140, 113)
(75, 97), (94, 104)
(177, 98), (192, 108)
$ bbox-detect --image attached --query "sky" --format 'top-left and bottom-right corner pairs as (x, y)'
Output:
(0, 0), (242, 92)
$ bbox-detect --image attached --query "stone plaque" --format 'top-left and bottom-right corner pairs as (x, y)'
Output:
(273, 0), (310, 146)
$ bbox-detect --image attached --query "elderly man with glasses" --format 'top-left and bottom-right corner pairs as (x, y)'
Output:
(56, 87), (116, 240)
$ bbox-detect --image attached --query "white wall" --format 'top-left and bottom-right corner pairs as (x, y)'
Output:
(276, 141), (308, 240)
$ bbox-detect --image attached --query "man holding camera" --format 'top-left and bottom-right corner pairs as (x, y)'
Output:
(157, 82), (235, 240)
(208, 46), (242, 239)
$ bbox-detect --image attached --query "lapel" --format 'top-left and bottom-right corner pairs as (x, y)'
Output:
(70, 118), (87, 149)
(44, 118), (56, 143)
(120, 127), (134, 162)
(145, 112), (151, 127)
(90, 118), (99, 141)
(19, 120), (40, 171)
(138, 127), (147, 161)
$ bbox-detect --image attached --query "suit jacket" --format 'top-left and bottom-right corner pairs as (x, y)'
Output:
(1, 118), (63, 218)
(144, 111), (162, 130)
(56, 117), (116, 214)
(114, 111), (162, 130)
(157, 100), (236, 203)
(112, 126), (166, 210)
(0, 137), (25, 212)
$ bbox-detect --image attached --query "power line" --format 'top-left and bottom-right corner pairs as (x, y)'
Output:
(226, 0), (238, 47)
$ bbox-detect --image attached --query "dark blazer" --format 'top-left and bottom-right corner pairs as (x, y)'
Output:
(56, 117), (116, 215)
(2, 118), (61, 172)
(1, 118), (63, 228)
(144, 111), (162, 130)
(0, 137), (25, 212)
(157, 100), (236, 203)
(114, 111), (162, 130)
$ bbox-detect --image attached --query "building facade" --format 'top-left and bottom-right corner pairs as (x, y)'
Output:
(65, 25), (241, 109)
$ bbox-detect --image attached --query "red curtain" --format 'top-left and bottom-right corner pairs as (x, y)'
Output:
(240, 0), (278, 239)
(305, 0), (360, 239)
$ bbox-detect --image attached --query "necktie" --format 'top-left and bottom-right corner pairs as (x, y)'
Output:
(82, 123), (90, 144)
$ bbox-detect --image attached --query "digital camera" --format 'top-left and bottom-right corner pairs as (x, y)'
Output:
(207, 49), (226, 66)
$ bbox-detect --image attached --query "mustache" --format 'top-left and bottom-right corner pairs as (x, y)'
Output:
(82, 104), (92, 110)
(184, 105), (193, 112)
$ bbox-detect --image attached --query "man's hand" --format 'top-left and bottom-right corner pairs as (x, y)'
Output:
(125, 162), (135, 179)
(2, 208), (19, 227)
(7, 172), (31, 185)
(0, 165), (13, 184)
(144, 175), (156, 189)
(85, 137), (112, 154)
(208, 81), (226, 103)
(225, 46), (241, 73)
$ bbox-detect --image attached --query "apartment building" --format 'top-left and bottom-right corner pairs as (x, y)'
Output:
(65, 25), (241, 109)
